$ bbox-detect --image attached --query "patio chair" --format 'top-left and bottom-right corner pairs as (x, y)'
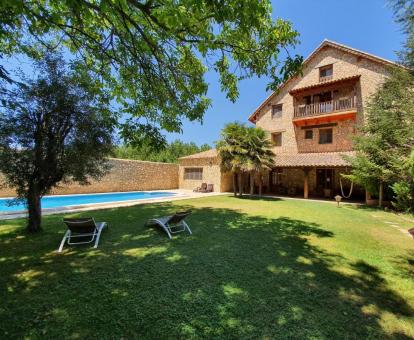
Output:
(200, 184), (214, 193)
(58, 218), (108, 252)
(146, 210), (192, 239)
(193, 183), (207, 192)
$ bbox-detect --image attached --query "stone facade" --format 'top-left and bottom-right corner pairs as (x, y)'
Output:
(178, 150), (232, 192)
(240, 40), (396, 199)
(176, 41), (397, 197)
(296, 119), (355, 153)
(251, 43), (390, 156)
(0, 158), (179, 198)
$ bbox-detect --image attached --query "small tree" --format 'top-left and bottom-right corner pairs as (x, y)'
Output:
(0, 54), (114, 232)
(345, 68), (414, 209)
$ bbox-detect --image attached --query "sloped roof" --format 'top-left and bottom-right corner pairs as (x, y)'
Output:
(248, 39), (402, 123)
(289, 75), (361, 95)
(179, 149), (354, 167)
(179, 148), (218, 159)
(274, 151), (355, 167)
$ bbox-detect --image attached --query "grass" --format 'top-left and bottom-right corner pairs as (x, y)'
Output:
(1, 195), (413, 339)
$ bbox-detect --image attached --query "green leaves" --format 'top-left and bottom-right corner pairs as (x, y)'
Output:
(0, 52), (115, 208)
(216, 122), (275, 173)
(347, 68), (414, 210)
(0, 0), (301, 144)
(114, 140), (211, 163)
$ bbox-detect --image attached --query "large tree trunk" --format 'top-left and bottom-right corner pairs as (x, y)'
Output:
(27, 184), (42, 233)
(238, 173), (243, 197)
(232, 172), (237, 197)
(249, 171), (255, 195)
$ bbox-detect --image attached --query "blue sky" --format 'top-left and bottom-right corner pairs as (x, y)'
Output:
(167, 0), (406, 146)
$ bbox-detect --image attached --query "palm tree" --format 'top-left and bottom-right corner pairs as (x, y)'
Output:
(217, 123), (275, 197)
(216, 123), (249, 196)
(244, 127), (275, 195)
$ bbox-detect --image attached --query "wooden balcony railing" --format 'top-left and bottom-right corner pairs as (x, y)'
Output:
(294, 96), (357, 119)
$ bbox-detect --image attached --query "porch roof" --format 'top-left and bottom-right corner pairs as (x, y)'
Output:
(289, 75), (361, 95)
(274, 151), (355, 168)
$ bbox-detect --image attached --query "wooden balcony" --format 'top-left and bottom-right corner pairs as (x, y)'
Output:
(294, 96), (357, 119)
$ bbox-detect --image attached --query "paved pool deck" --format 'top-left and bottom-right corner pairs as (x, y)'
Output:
(0, 190), (227, 220)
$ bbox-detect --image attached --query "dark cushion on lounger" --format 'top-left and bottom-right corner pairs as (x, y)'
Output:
(167, 210), (192, 225)
(64, 218), (96, 234)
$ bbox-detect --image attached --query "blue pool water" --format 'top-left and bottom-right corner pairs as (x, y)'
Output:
(0, 191), (176, 212)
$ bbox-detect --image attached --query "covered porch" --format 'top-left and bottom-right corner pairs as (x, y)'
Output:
(262, 152), (364, 200)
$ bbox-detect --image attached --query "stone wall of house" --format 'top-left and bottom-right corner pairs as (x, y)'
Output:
(0, 158), (179, 197)
(254, 45), (389, 155)
(178, 157), (232, 192)
(295, 120), (355, 153)
(178, 157), (220, 192)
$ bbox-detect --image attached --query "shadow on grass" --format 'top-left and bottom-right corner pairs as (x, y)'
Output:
(228, 195), (284, 202)
(0, 202), (413, 339)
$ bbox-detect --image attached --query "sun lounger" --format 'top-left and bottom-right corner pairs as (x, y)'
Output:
(146, 210), (192, 239)
(193, 183), (207, 192)
(200, 184), (213, 193)
(58, 218), (108, 252)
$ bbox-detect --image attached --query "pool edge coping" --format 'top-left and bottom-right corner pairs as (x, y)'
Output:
(0, 191), (228, 220)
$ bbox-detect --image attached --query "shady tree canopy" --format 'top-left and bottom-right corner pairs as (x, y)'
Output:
(0, 0), (302, 146)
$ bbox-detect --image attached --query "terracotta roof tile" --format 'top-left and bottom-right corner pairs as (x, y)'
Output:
(289, 75), (361, 95)
(179, 148), (218, 159)
(180, 149), (354, 167)
(274, 151), (355, 167)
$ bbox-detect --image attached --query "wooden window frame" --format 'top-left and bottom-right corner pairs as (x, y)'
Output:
(271, 132), (283, 147)
(271, 168), (284, 185)
(319, 128), (333, 144)
(184, 167), (203, 180)
(305, 130), (313, 140)
(319, 64), (333, 82)
(271, 104), (283, 119)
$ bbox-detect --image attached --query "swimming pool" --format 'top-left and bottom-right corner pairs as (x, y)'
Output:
(0, 191), (176, 213)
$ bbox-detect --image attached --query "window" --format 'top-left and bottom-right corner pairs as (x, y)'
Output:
(184, 168), (203, 180)
(271, 132), (282, 146)
(319, 128), (333, 144)
(305, 130), (313, 139)
(271, 104), (283, 119)
(271, 168), (284, 185)
(319, 65), (333, 81)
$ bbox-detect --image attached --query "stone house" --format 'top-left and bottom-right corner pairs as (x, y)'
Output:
(178, 149), (232, 192)
(178, 40), (401, 199)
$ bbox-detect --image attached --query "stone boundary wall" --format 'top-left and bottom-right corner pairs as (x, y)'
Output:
(0, 158), (179, 197)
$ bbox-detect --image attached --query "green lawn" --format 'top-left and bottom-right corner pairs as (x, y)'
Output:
(1, 196), (413, 339)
